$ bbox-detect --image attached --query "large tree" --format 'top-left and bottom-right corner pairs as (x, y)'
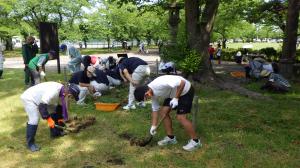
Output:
(280, 0), (300, 79)
(184, 0), (219, 81)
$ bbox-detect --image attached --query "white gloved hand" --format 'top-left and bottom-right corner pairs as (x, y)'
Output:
(169, 98), (178, 109)
(150, 125), (157, 135)
(40, 71), (46, 79)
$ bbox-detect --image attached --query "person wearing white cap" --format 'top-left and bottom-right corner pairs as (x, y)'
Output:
(68, 66), (96, 105)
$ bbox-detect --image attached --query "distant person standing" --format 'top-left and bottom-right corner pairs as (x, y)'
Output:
(0, 45), (4, 79)
(22, 36), (39, 86)
(216, 43), (222, 64)
(60, 44), (82, 73)
(139, 42), (145, 54)
(208, 43), (215, 61)
(235, 51), (242, 64)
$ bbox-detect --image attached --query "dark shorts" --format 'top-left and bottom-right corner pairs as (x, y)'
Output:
(162, 86), (194, 115)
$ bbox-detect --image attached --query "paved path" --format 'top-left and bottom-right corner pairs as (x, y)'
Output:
(4, 52), (245, 74)
(4, 52), (162, 72)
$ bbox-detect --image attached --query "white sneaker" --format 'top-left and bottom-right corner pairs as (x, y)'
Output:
(157, 136), (177, 146)
(122, 104), (136, 110)
(182, 139), (202, 151)
(136, 101), (146, 107)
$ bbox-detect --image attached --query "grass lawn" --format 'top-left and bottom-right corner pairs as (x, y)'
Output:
(226, 42), (283, 50)
(0, 69), (299, 168)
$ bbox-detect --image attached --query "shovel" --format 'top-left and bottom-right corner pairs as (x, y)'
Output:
(131, 112), (169, 147)
(55, 124), (72, 132)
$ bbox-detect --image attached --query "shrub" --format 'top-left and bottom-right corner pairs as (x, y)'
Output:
(160, 44), (202, 74)
(260, 47), (278, 61)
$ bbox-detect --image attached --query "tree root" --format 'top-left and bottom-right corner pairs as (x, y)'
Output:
(192, 72), (271, 100)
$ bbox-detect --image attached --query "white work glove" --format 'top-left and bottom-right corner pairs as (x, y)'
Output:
(169, 98), (178, 109)
(150, 125), (157, 135)
(93, 92), (102, 97)
(40, 71), (46, 79)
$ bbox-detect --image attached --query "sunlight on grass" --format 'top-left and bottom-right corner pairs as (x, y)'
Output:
(0, 68), (299, 167)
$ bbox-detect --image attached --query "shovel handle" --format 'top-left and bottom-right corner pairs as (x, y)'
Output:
(55, 124), (66, 130)
(154, 111), (170, 131)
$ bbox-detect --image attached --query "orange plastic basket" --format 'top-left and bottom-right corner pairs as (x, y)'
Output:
(230, 71), (246, 78)
(95, 102), (120, 112)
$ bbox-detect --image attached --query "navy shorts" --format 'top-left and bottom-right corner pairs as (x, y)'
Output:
(163, 86), (194, 115)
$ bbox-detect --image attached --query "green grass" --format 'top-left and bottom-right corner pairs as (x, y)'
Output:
(225, 42), (300, 51)
(0, 69), (299, 168)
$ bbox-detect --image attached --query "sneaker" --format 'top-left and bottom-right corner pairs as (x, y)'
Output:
(182, 139), (202, 152)
(122, 104), (136, 110)
(157, 136), (177, 146)
(136, 101), (146, 107)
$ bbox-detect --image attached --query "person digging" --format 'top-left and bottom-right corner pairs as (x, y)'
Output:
(20, 82), (80, 152)
(134, 75), (202, 151)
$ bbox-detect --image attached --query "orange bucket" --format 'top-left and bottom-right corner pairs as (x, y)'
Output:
(230, 71), (246, 78)
(95, 102), (120, 112)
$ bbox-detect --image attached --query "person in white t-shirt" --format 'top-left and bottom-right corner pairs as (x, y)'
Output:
(134, 75), (202, 151)
(20, 82), (80, 152)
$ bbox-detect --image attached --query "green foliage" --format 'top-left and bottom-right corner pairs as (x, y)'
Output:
(178, 50), (202, 73)
(259, 47), (278, 61)
(160, 45), (202, 74)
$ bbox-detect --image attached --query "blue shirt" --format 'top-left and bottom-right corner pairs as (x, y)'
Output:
(106, 66), (122, 80)
(69, 70), (91, 84)
(93, 69), (109, 85)
(118, 57), (147, 74)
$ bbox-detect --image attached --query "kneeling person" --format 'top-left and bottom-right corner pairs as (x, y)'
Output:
(90, 68), (110, 96)
(69, 66), (96, 105)
(134, 75), (201, 151)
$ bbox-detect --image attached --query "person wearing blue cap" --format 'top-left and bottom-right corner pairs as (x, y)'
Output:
(60, 44), (82, 73)
(20, 82), (80, 152)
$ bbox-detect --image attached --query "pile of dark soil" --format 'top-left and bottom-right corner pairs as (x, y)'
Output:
(65, 116), (96, 133)
(119, 132), (152, 147)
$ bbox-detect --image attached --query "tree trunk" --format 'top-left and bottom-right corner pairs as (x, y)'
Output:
(5, 37), (13, 51)
(280, 0), (300, 79)
(169, 4), (181, 45)
(222, 38), (227, 49)
(185, 0), (219, 82)
(107, 36), (110, 49)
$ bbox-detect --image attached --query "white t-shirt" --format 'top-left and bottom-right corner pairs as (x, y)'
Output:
(148, 75), (191, 112)
(21, 82), (63, 105)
